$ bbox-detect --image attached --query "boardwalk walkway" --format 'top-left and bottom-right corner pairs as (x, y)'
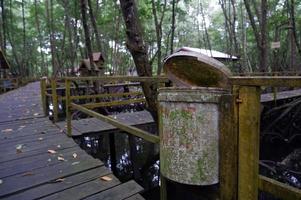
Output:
(0, 82), (144, 200)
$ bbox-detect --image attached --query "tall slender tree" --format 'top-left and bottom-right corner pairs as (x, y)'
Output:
(119, 0), (158, 121)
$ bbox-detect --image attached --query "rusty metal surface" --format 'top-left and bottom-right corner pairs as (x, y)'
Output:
(158, 87), (228, 185)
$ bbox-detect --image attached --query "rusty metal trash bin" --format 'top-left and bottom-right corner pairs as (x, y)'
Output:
(159, 48), (232, 186)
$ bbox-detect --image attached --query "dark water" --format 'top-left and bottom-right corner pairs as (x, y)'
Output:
(74, 123), (160, 199)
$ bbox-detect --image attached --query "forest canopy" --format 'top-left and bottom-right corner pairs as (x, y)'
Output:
(0, 0), (300, 77)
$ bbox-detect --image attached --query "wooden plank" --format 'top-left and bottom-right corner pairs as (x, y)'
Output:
(260, 88), (301, 103)
(0, 146), (78, 170)
(40, 79), (47, 116)
(65, 76), (169, 83)
(70, 91), (143, 100)
(0, 146), (88, 178)
(40, 174), (119, 200)
(0, 139), (76, 163)
(2, 167), (111, 200)
(0, 132), (76, 153)
(56, 111), (154, 136)
(51, 79), (58, 122)
(0, 128), (59, 144)
(219, 93), (237, 200)
(237, 86), (261, 200)
(230, 76), (301, 87)
(71, 103), (159, 143)
(124, 194), (145, 200)
(258, 175), (301, 200)
(0, 158), (103, 197)
(81, 98), (146, 109)
(84, 180), (143, 200)
(65, 79), (72, 137)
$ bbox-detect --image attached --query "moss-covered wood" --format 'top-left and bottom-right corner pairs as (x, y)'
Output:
(237, 86), (261, 200)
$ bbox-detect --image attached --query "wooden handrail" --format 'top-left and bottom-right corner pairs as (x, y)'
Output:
(79, 98), (145, 109)
(71, 102), (159, 143)
(259, 175), (301, 200)
(64, 75), (169, 82)
(230, 76), (301, 87)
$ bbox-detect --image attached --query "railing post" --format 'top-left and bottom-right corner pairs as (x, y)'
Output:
(65, 79), (72, 137)
(237, 86), (261, 200)
(160, 174), (167, 200)
(219, 91), (238, 200)
(40, 78), (47, 116)
(51, 78), (58, 122)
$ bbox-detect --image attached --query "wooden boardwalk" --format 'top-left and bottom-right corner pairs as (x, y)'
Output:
(56, 111), (154, 136)
(0, 82), (144, 200)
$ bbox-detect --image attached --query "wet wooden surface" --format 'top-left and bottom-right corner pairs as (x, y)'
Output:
(0, 82), (144, 200)
(56, 110), (154, 136)
(260, 88), (301, 102)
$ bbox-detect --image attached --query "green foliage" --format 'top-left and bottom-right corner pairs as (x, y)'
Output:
(1, 0), (300, 77)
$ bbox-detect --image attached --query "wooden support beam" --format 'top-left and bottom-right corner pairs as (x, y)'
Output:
(40, 78), (47, 116)
(230, 76), (301, 87)
(70, 91), (143, 100)
(51, 79), (58, 122)
(237, 86), (261, 200)
(259, 175), (301, 200)
(219, 92), (238, 200)
(71, 103), (160, 143)
(81, 98), (145, 109)
(65, 76), (169, 83)
(65, 79), (72, 137)
(160, 174), (167, 200)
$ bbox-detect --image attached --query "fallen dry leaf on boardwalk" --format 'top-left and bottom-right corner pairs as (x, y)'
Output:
(2, 129), (13, 133)
(47, 150), (57, 154)
(53, 178), (65, 183)
(22, 172), (34, 176)
(16, 144), (24, 153)
(57, 156), (65, 161)
(100, 176), (112, 181)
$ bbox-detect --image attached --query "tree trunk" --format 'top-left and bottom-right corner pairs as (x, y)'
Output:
(244, 0), (268, 72)
(22, 0), (27, 76)
(87, 0), (103, 54)
(80, 0), (93, 64)
(119, 0), (158, 122)
(151, 0), (167, 75)
(34, 0), (47, 76)
(289, 0), (301, 70)
(260, 0), (268, 72)
(170, 0), (176, 54)
(1, 0), (6, 54)
(45, 0), (58, 76)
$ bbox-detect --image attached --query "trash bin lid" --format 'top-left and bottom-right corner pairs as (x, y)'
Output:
(163, 49), (232, 88)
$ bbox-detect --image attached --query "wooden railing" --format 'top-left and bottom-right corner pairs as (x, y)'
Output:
(220, 76), (301, 200)
(40, 76), (153, 122)
(0, 77), (20, 93)
(63, 76), (169, 142)
(40, 75), (301, 200)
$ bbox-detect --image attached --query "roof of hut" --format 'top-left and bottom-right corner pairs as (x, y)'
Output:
(79, 52), (105, 72)
(0, 49), (10, 69)
(92, 52), (104, 63)
(176, 47), (238, 61)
